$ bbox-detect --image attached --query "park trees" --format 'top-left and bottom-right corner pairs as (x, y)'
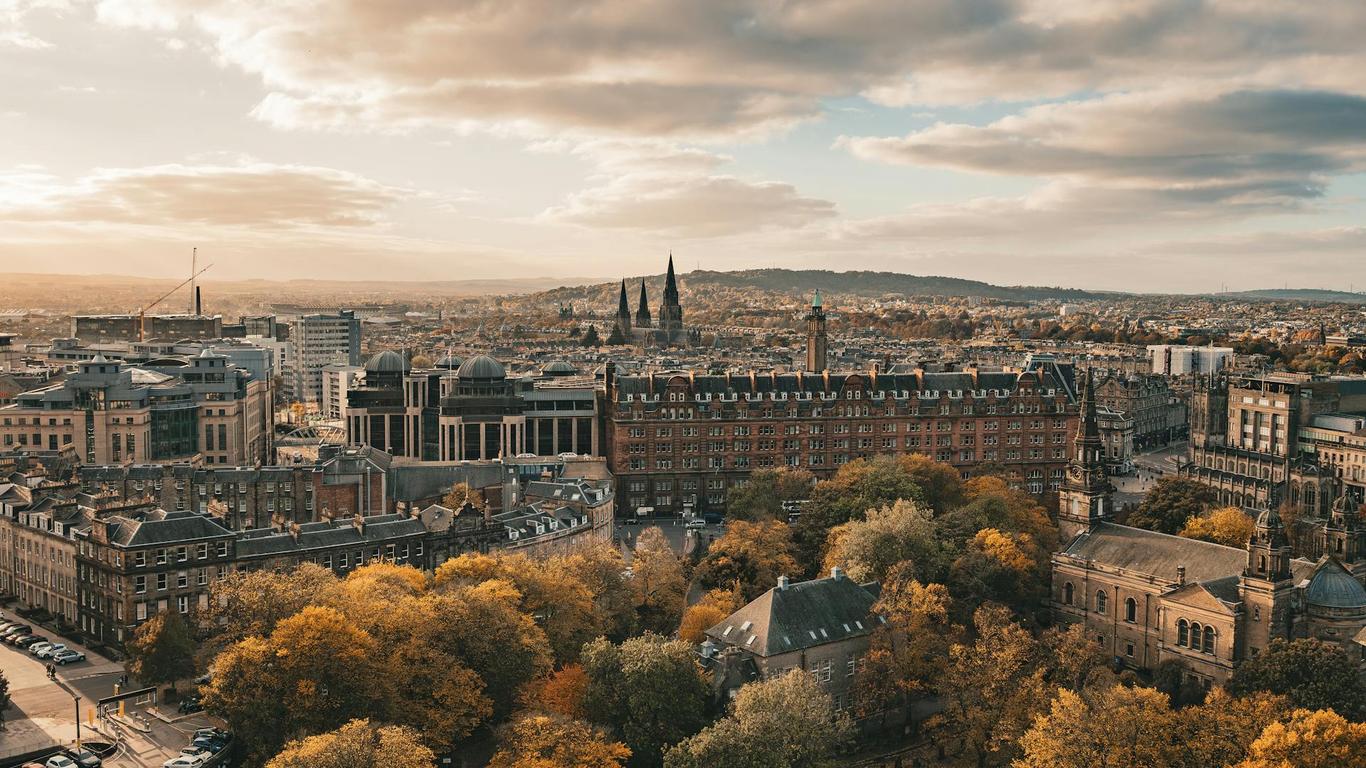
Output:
(1234, 708), (1366, 768)
(491, 713), (631, 768)
(581, 635), (710, 768)
(1179, 506), (1256, 547)
(854, 571), (956, 717)
(821, 499), (945, 584)
(693, 519), (799, 601)
(1128, 477), (1217, 534)
(631, 527), (690, 634)
(1227, 638), (1365, 720)
(724, 467), (814, 522)
(678, 583), (745, 644)
(265, 719), (434, 768)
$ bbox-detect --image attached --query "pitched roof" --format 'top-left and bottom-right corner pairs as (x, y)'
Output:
(1060, 522), (1246, 585)
(705, 572), (879, 657)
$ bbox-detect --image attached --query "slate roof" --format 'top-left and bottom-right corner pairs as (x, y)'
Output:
(234, 513), (425, 559)
(1304, 557), (1366, 609)
(107, 509), (234, 547)
(705, 572), (880, 657)
(1060, 522), (1247, 585)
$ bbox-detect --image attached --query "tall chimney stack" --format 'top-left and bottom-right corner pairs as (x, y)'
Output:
(194, 286), (202, 316)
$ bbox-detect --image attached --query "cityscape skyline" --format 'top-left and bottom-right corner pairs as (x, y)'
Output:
(3, 2), (1366, 292)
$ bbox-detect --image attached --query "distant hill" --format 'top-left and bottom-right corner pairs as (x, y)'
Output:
(1217, 289), (1366, 304)
(682, 269), (1109, 301)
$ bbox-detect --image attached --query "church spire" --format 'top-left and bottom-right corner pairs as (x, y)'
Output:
(1057, 366), (1114, 543)
(664, 252), (678, 302)
(635, 278), (652, 328)
(616, 279), (632, 332)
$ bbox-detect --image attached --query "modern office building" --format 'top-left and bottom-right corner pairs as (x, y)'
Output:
(1148, 345), (1233, 377)
(288, 311), (361, 404)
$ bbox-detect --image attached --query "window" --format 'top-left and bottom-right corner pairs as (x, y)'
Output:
(1190, 623), (1204, 652)
(1125, 642), (1135, 658)
(1124, 597), (1137, 623)
(1203, 626), (1216, 655)
(177, 595), (189, 614)
(1177, 619), (1189, 647)
(1095, 591), (1107, 614)
(134, 575), (146, 594)
(1063, 582), (1074, 606)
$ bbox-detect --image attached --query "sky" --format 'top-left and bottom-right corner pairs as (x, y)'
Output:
(2, 1), (1366, 293)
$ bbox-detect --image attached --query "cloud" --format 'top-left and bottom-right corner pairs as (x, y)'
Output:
(544, 173), (836, 237)
(92, 1), (1366, 138)
(0, 162), (406, 228)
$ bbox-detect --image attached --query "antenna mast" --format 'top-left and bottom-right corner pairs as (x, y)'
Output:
(189, 247), (198, 314)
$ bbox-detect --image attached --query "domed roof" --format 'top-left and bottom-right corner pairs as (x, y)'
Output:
(435, 354), (464, 370)
(542, 361), (577, 375)
(365, 350), (409, 373)
(1305, 558), (1366, 609)
(457, 354), (505, 380)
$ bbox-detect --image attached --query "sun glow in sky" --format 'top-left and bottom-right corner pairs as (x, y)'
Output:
(3, 1), (1366, 292)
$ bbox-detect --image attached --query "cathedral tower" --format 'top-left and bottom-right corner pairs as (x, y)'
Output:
(635, 279), (652, 328)
(658, 253), (684, 343)
(1058, 367), (1114, 543)
(1320, 492), (1365, 568)
(805, 290), (827, 372)
(1240, 490), (1300, 655)
(616, 279), (632, 334)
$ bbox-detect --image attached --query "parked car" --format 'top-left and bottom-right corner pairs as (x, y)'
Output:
(192, 727), (229, 742)
(1, 623), (32, 637)
(29, 641), (54, 656)
(51, 649), (85, 665)
(63, 749), (102, 768)
(22, 636), (49, 651)
(44, 756), (76, 768)
(190, 735), (228, 755)
(161, 756), (206, 768)
(684, 519), (707, 529)
(177, 695), (203, 714)
(37, 643), (68, 659)
(10, 633), (44, 647)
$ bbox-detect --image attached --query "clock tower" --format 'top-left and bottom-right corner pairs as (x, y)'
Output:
(1058, 367), (1115, 543)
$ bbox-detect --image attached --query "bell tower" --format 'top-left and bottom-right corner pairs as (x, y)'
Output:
(1240, 490), (1300, 656)
(805, 290), (827, 373)
(1057, 367), (1114, 543)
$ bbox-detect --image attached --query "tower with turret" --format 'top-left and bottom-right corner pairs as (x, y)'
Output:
(805, 290), (827, 372)
(1058, 367), (1115, 543)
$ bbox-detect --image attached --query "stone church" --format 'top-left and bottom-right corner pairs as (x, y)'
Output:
(1051, 369), (1366, 687)
(609, 254), (691, 347)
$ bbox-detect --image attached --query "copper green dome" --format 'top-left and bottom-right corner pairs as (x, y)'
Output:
(1305, 558), (1366, 609)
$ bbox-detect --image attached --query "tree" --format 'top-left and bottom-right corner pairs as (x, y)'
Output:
(429, 582), (554, 719)
(564, 544), (638, 641)
(855, 571), (956, 717)
(1015, 685), (1182, 768)
(945, 475), (1059, 552)
(409, 354), (433, 369)
(694, 519), (800, 601)
(631, 527), (689, 633)
(441, 481), (486, 512)
(947, 528), (1047, 619)
(1179, 506), (1255, 547)
(936, 604), (1049, 768)
(203, 606), (384, 762)
(126, 610), (198, 694)
(491, 713), (630, 768)
(1042, 623), (1112, 695)
(581, 635), (710, 768)
(581, 325), (603, 346)
(1234, 708), (1366, 768)
(724, 468), (814, 522)
(200, 563), (338, 652)
(1227, 638), (1365, 720)
(1127, 477), (1216, 534)
(821, 499), (946, 584)
(793, 456), (933, 573)
(266, 719), (435, 768)
(678, 584), (744, 644)
(665, 671), (853, 768)
(519, 664), (590, 721)
(0, 669), (10, 713)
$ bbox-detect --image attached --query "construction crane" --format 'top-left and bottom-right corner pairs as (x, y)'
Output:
(138, 263), (213, 341)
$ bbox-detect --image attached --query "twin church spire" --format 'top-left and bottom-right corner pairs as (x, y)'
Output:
(613, 253), (685, 346)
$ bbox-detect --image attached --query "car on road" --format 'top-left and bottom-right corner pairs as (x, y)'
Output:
(29, 641), (55, 656)
(9, 633), (44, 647)
(44, 756), (76, 768)
(36, 643), (68, 659)
(63, 748), (102, 767)
(684, 519), (706, 529)
(161, 756), (207, 768)
(1, 623), (32, 638)
(51, 649), (85, 665)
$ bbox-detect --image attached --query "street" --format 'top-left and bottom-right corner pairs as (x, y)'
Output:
(1113, 440), (1188, 509)
(0, 624), (225, 767)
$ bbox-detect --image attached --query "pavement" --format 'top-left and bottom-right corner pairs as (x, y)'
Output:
(0, 617), (225, 768)
(616, 518), (724, 562)
(1114, 441), (1190, 508)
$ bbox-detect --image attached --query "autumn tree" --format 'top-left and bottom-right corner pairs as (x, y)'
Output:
(724, 468), (814, 522)
(1227, 638), (1365, 720)
(491, 713), (630, 768)
(631, 527), (690, 634)
(441, 481), (486, 512)
(1234, 708), (1366, 768)
(204, 606), (383, 762)
(822, 499), (946, 584)
(581, 635), (710, 768)
(665, 671), (853, 768)
(1179, 506), (1255, 547)
(0, 669), (10, 712)
(266, 719), (435, 768)
(431, 581), (554, 719)
(199, 563), (338, 652)
(126, 610), (197, 695)
(519, 664), (590, 721)
(855, 570), (956, 718)
(1127, 477), (1216, 534)
(565, 544), (638, 641)
(1015, 685), (1182, 768)
(947, 528), (1047, 620)
(1041, 622), (1111, 695)
(793, 455), (935, 573)
(936, 604), (1050, 768)
(678, 583), (745, 644)
(941, 475), (1059, 552)
(694, 519), (800, 601)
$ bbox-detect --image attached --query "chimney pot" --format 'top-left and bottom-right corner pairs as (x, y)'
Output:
(830, 566), (844, 580)
(1176, 565), (1187, 585)
(777, 574), (790, 589)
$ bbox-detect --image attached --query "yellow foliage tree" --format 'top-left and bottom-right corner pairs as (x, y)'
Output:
(518, 664), (590, 721)
(678, 584), (745, 644)
(1234, 708), (1366, 768)
(1179, 506), (1256, 547)
(266, 719), (434, 768)
(490, 713), (630, 768)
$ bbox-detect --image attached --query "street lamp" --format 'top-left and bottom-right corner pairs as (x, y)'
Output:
(72, 693), (82, 749)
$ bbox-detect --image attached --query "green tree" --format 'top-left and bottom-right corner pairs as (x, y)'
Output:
(793, 455), (937, 574)
(582, 325), (603, 346)
(266, 719), (435, 768)
(199, 563), (338, 652)
(822, 499), (946, 584)
(665, 671), (853, 768)
(0, 668), (10, 714)
(855, 570), (957, 718)
(126, 610), (198, 694)
(1127, 477), (1217, 534)
(581, 635), (710, 768)
(724, 468), (814, 522)
(1227, 638), (1365, 720)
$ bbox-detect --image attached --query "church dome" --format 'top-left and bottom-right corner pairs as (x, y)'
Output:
(365, 350), (409, 374)
(457, 354), (506, 380)
(1305, 559), (1366, 609)
(435, 354), (464, 370)
(542, 361), (577, 376)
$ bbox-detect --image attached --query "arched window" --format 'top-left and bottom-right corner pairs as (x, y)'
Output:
(1125, 597), (1137, 623)
(1063, 582), (1074, 606)
(1096, 591), (1108, 614)
(1304, 485), (1316, 510)
(1203, 626), (1216, 655)
(1191, 623), (1204, 652)
(1177, 619), (1189, 647)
